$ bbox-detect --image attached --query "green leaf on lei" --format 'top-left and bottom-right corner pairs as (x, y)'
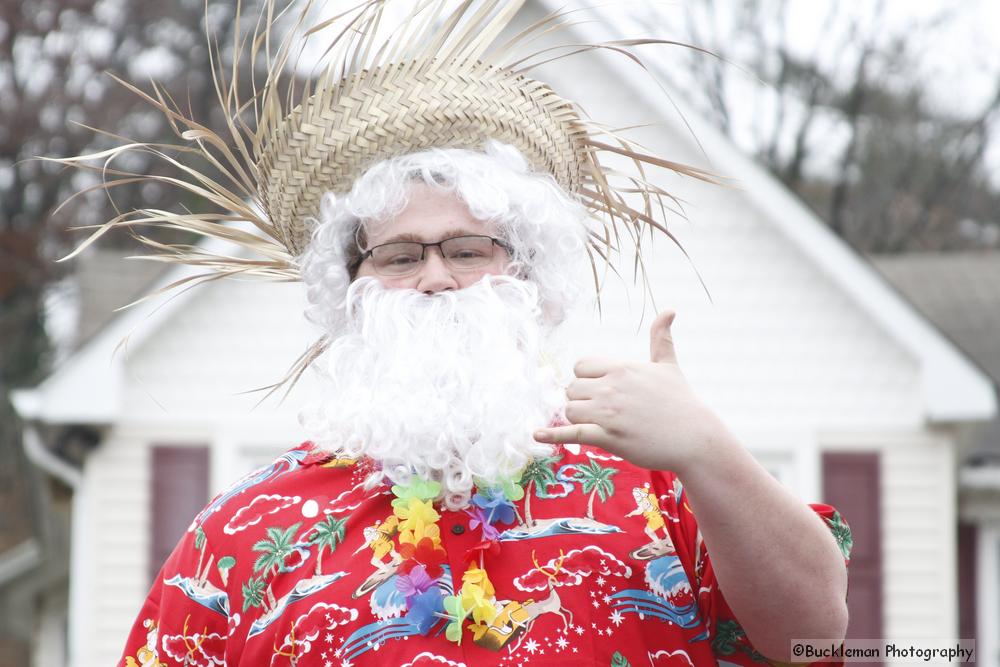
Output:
(500, 478), (525, 502)
(391, 478), (442, 509)
(442, 594), (470, 644)
(473, 472), (525, 503)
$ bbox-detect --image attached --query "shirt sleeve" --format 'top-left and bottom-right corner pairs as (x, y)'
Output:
(118, 524), (230, 667)
(665, 474), (852, 666)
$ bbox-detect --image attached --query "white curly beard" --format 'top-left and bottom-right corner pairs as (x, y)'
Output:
(298, 275), (566, 509)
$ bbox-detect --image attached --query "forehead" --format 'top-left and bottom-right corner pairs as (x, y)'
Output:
(363, 182), (494, 246)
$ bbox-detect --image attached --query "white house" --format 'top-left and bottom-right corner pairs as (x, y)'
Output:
(9, 2), (996, 665)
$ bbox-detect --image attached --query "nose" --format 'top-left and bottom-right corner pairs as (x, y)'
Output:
(415, 246), (459, 294)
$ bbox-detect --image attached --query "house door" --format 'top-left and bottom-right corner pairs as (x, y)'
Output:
(822, 452), (882, 639)
(149, 445), (210, 585)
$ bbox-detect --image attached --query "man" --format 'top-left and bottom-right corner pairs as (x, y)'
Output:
(52, 1), (850, 664)
(117, 142), (850, 666)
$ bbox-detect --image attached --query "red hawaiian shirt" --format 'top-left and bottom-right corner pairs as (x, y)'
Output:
(119, 441), (852, 666)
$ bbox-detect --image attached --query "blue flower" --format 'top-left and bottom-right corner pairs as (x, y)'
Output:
(471, 488), (517, 526)
(407, 588), (445, 635)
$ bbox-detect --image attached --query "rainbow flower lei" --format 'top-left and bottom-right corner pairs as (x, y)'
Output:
(388, 472), (525, 645)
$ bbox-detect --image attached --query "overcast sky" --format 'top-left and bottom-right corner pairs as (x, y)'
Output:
(780, 0), (1000, 173)
(790, 0), (1000, 112)
(612, 0), (1000, 182)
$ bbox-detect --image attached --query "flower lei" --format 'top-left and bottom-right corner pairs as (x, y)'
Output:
(388, 472), (525, 645)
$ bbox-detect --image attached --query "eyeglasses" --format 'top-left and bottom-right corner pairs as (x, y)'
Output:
(356, 234), (513, 277)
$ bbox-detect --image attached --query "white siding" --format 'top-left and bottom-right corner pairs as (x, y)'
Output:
(79, 427), (150, 666)
(121, 279), (320, 421)
(881, 438), (956, 642)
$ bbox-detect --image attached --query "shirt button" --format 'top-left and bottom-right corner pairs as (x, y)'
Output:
(451, 524), (465, 535)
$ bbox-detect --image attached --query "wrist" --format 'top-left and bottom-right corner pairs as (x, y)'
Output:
(672, 407), (737, 478)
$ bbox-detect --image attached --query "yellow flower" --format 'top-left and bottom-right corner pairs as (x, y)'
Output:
(460, 582), (497, 625)
(394, 498), (441, 545)
(394, 498), (439, 524)
(398, 522), (441, 546)
(462, 564), (495, 598)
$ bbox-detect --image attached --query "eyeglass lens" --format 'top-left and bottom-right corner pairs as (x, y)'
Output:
(370, 235), (498, 276)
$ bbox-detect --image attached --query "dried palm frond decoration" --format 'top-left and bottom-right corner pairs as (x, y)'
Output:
(51, 0), (719, 398)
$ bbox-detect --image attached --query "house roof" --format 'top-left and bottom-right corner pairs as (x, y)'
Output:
(74, 248), (167, 348)
(11, 0), (997, 426)
(869, 251), (1000, 385)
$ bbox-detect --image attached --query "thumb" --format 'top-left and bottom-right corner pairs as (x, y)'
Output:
(650, 310), (678, 364)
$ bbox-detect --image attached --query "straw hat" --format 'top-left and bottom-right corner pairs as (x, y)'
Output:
(258, 58), (587, 257)
(54, 0), (716, 395)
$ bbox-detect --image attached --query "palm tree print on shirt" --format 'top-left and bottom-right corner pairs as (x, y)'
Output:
(570, 460), (619, 520)
(520, 453), (563, 528)
(825, 511), (853, 561)
(241, 576), (267, 612)
(712, 619), (768, 663)
(307, 515), (347, 576)
(250, 522), (302, 612)
(193, 526), (210, 585)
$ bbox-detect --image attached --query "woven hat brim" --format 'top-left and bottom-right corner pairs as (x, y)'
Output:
(257, 61), (585, 255)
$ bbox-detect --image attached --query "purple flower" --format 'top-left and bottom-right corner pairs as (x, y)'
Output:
(396, 564), (436, 601)
(466, 506), (501, 540)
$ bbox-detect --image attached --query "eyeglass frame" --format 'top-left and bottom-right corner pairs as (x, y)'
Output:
(351, 234), (514, 276)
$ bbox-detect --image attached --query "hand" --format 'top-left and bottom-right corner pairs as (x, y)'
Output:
(533, 310), (724, 473)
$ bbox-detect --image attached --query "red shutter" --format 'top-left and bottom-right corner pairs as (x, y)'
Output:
(149, 445), (210, 585)
(957, 522), (977, 640)
(822, 452), (882, 639)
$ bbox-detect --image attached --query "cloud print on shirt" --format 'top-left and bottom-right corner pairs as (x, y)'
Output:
(224, 494), (302, 535)
(513, 545), (632, 591)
